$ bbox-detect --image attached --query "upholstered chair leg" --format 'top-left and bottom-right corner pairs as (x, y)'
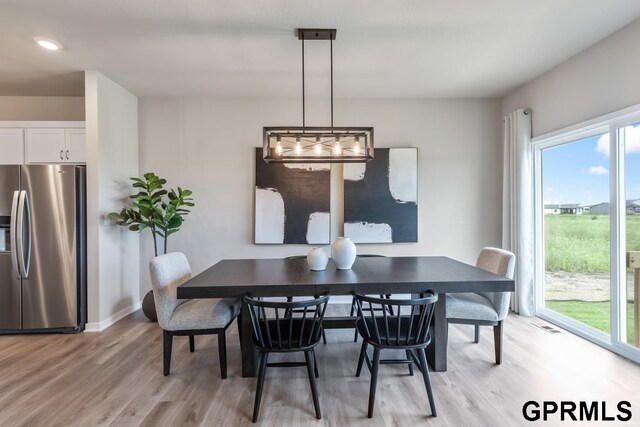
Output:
(417, 348), (437, 417)
(304, 350), (322, 419)
(189, 335), (195, 352)
(474, 325), (480, 343)
(163, 330), (173, 376)
(367, 348), (381, 418)
(406, 350), (414, 376)
(356, 340), (368, 377)
(218, 331), (227, 379)
(252, 352), (269, 423)
(494, 320), (503, 364)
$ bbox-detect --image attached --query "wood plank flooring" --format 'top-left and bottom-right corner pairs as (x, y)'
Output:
(1, 306), (639, 426)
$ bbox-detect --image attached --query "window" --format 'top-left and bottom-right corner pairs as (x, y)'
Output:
(533, 107), (640, 363)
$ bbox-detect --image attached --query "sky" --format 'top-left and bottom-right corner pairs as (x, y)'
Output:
(542, 125), (640, 206)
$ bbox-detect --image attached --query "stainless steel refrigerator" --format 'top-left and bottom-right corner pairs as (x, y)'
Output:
(0, 165), (86, 333)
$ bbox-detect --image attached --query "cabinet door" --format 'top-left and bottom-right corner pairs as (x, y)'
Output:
(26, 128), (65, 163)
(0, 128), (24, 165)
(65, 128), (86, 163)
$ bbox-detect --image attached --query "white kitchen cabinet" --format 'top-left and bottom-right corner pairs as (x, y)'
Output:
(65, 129), (86, 163)
(0, 128), (24, 165)
(25, 127), (86, 164)
(26, 128), (66, 163)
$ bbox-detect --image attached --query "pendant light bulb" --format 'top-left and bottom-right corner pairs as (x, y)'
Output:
(295, 136), (302, 155)
(275, 135), (283, 156)
(353, 135), (361, 155)
(333, 136), (342, 156)
(315, 135), (322, 155)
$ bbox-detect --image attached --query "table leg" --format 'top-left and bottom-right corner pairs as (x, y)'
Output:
(426, 293), (448, 372)
(241, 301), (258, 378)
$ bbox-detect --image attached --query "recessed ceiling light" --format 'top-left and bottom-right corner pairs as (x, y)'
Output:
(34, 37), (63, 51)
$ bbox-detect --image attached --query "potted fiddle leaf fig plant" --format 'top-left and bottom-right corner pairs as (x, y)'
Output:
(108, 172), (194, 321)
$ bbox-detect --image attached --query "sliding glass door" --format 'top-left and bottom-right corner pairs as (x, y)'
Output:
(621, 122), (640, 351)
(534, 116), (640, 363)
(539, 132), (611, 340)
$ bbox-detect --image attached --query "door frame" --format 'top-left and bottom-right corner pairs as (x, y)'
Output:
(532, 106), (640, 365)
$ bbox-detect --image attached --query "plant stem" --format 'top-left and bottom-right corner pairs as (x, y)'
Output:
(151, 226), (158, 257)
(164, 235), (168, 255)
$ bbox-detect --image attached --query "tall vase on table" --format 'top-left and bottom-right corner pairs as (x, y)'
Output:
(331, 237), (357, 270)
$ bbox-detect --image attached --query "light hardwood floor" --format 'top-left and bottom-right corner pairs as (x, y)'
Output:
(0, 306), (638, 426)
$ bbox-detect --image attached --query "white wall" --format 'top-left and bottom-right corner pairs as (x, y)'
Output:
(502, 18), (640, 137)
(138, 97), (502, 297)
(0, 96), (84, 120)
(85, 71), (140, 329)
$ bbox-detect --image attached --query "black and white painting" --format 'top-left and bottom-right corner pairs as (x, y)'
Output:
(344, 148), (418, 243)
(254, 148), (330, 244)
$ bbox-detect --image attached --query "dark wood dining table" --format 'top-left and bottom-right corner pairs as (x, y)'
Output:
(177, 256), (514, 377)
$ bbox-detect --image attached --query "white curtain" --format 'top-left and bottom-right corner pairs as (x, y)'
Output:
(502, 109), (534, 316)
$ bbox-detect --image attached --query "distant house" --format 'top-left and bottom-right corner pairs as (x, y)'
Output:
(544, 204), (560, 215)
(590, 202), (610, 215)
(627, 199), (640, 215)
(587, 200), (640, 215)
(544, 204), (584, 215)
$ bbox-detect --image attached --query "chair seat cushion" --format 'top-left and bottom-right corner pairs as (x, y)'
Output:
(446, 293), (499, 322)
(166, 298), (239, 331)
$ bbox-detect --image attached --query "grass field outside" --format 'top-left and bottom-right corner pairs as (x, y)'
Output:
(544, 214), (639, 344)
(546, 300), (635, 344)
(544, 214), (640, 272)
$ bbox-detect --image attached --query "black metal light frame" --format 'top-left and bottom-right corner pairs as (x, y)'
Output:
(263, 28), (374, 164)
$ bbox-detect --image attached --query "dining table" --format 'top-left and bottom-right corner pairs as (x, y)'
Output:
(177, 256), (515, 378)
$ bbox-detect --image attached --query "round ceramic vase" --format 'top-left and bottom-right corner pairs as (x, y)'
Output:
(331, 237), (357, 270)
(307, 247), (329, 271)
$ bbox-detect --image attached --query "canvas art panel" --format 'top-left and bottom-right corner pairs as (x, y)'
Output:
(344, 148), (418, 243)
(254, 148), (331, 244)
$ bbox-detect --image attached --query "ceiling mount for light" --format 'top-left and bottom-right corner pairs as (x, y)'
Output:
(34, 37), (63, 51)
(263, 28), (374, 163)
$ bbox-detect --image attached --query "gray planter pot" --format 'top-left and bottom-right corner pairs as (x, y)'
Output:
(142, 290), (157, 322)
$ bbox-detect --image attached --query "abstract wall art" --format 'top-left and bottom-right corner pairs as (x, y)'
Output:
(343, 148), (418, 243)
(254, 148), (331, 244)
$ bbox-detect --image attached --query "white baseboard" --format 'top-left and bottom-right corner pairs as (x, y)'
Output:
(85, 300), (142, 332)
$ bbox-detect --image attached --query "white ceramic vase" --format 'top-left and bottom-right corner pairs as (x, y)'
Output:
(331, 237), (357, 270)
(307, 247), (329, 271)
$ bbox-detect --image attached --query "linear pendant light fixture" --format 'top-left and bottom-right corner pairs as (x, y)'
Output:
(263, 29), (374, 163)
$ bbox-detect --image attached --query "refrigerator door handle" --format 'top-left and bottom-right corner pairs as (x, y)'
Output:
(10, 190), (20, 278)
(16, 191), (32, 278)
(20, 191), (32, 278)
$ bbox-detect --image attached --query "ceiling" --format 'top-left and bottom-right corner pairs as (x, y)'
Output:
(1, 0), (640, 98)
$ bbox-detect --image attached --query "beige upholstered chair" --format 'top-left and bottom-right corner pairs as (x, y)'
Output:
(446, 247), (516, 364)
(149, 252), (239, 378)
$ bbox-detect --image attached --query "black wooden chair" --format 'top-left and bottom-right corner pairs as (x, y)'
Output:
(353, 293), (439, 418)
(244, 294), (330, 423)
(285, 255), (327, 344)
(349, 255), (393, 342)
